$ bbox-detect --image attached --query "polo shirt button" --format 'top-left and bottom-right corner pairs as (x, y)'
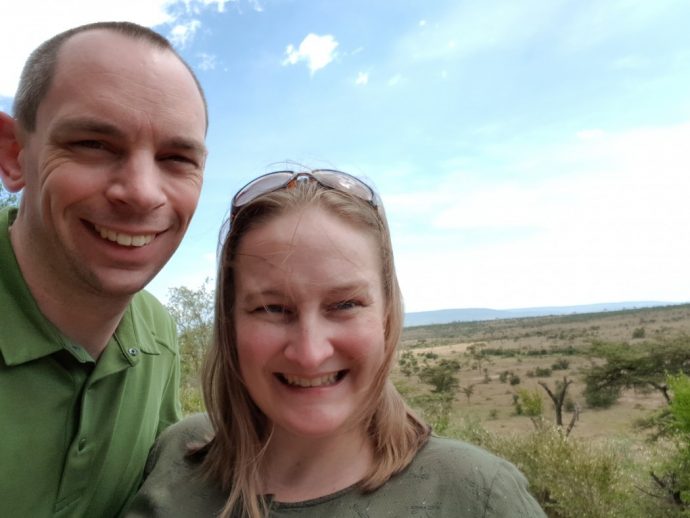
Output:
(128, 347), (139, 356)
(78, 438), (87, 452)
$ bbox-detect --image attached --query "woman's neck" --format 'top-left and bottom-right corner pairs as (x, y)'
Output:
(260, 427), (373, 503)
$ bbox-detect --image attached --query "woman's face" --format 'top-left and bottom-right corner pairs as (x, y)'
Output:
(233, 206), (386, 441)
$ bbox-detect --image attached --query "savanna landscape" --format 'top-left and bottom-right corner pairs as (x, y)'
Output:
(169, 282), (690, 518)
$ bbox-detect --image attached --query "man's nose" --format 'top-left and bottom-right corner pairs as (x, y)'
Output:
(283, 316), (335, 369)
(106, 153), (166, 211)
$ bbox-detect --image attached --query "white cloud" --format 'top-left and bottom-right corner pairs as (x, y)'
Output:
(248, 0), (264, 12)
(0, 0), (228, 99)
(170, 19), (201, 47)
(355, 72), (369, 86)
(419, 19), (427, 27)
(197, 52), (218, 71)
(282, 33), (339, 74)
(390, 122), (690, 311)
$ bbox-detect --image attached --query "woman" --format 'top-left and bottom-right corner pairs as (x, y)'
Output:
(126, 170), (546, 517)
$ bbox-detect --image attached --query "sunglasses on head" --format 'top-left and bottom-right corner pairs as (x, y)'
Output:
(230, 169), (380, 219)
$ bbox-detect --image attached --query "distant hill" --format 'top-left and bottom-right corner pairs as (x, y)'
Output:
(403, 301), (681, 327)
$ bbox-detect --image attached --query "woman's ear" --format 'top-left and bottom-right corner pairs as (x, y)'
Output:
(0, 112), (26, 193)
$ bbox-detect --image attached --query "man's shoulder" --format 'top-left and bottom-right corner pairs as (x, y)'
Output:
(130, 290), (174, 326)
(129, 290), (177, 351)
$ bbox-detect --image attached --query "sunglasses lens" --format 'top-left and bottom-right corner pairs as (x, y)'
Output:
(314, 171), (373, 204)
(234, 172), (294, 207)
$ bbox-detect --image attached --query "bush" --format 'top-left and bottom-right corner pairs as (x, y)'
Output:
(632, 327), (646, 339)
(535, 367), (552, 377)
(584, 384), (621, 409)
(455, 421), (659, 518)
(564, 397), (576, 413)
(552, 358), (570, 370)
(509, 374), (521, 386)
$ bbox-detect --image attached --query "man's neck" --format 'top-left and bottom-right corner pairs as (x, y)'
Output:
(9, 224), (132, 359)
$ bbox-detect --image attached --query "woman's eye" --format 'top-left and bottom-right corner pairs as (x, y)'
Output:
(261, 304), (289, 315)
(332, 300), (360, 311)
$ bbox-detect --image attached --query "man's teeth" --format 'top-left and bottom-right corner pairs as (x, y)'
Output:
(283, 373), (339, 388)
(94, 225), (154, 247)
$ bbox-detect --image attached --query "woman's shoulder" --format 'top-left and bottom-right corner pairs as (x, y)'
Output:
(145, 413), (212, 473)
(416, 435), (514, 469)
(158, 413), (212, 444)
(125, 414), (224, 517)
(391, 435), (547, 517)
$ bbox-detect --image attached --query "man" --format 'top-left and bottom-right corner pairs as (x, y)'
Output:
(0, 22), (208, 517)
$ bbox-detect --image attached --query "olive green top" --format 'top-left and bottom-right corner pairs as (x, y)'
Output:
(126, 414), (547, 517)
(0, 207), (182, 518)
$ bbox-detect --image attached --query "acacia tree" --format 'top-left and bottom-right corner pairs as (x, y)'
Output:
(538, 376), (579, 435)
(415, 357), (462, 434)
(584, 336), (690, 408)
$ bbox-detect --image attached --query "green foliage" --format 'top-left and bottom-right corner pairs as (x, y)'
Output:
(166, 279), (214, 414)
(535, 367), (552, 377)
(398, 350), (420, 377)
(632, 327), (646, 339)
(0, 185), (18, 209)
(418, 358), (461, 394)
(412, 393), (455, 435)
(584, 335), (690, 408)
(460, 384), (475, 404)
(516, 388), (544, 418)
(456, 421), (664, 518)
(584, 383), (621, 409)
(498, 370), (520, 385)
(552, 358), (570, 370)
(669, 374), (690, 434)
(660, 374), (690, 511)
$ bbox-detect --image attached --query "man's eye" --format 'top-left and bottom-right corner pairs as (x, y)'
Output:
(74, 140), (106, 150)
(163, 154), (195, 164)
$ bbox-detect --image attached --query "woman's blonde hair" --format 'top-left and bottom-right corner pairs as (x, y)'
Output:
(201, 179), (430, 518)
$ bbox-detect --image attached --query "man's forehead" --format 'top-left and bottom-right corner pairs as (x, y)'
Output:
(58, 29), (167, 70)
(46, 28), (207, 133)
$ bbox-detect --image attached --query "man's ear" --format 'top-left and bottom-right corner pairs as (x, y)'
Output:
(0, 112), (26, 193)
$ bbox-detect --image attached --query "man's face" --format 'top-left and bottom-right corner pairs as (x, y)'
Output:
(14, 30), (207, 298)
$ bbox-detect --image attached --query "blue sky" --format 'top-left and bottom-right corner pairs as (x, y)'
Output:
(3, 0), (690, 312)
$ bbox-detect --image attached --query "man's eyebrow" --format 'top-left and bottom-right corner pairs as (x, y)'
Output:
(51, 117), (125, 138)
(163, 137), (208, 157)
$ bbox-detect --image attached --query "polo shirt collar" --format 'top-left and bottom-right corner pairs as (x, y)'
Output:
(0, 207), (161, 367)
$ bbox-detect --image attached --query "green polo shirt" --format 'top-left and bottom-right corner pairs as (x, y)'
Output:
(0, 207), (182, 518)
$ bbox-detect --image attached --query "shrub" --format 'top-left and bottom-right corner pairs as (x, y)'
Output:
(535, 367), (552, 377)
(455, 421), (658, 518)
(632, 327), (646, 339)
(552, 358), (570, 370)
(510, 374), (521, 385)
(584, 384), (621, 409)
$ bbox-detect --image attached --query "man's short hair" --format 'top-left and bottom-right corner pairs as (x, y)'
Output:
(13, 21), (208, 132)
